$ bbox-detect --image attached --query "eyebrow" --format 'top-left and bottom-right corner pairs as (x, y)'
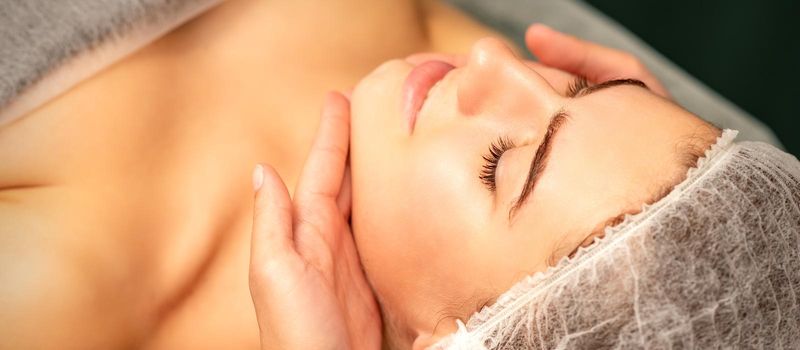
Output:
(508, 111), (567, 220)
(573, 78), (648, 98)
(507, 78), (648, 221)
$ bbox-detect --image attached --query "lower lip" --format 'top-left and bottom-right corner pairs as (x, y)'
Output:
(402, 60), (455, 132)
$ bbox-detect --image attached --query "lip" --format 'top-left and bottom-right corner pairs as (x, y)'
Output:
(402, 60), (456, 132)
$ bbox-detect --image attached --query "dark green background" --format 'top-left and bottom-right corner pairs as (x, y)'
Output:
(584, 0), (799, 156)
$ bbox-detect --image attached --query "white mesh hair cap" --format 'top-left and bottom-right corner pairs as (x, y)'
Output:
(433, 129), (800, 350)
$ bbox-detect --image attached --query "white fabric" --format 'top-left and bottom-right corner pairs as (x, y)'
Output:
(434, 129), (800, 349)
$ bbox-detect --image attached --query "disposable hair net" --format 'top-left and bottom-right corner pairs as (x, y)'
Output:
(433, 130), (800, 349)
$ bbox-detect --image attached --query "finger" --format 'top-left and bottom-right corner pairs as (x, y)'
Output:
(250, 164), (294, 267)
(294, 92), (351, 206)
(521, 60), (580, 93)
(526, 24), (628, 81)
(525, 24), (669, 97)
(336, 165), (352, 219)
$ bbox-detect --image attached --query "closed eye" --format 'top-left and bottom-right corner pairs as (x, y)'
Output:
(479, 136), (515, 193)
(507, 77), (650, 222)
(566, 77), (649, 98)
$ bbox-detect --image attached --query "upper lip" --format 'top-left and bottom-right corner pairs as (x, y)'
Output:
(401, 60), (456, 133)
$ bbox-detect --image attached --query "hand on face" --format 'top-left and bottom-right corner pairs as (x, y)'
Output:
(249, 93), (381, 350)
(246, 25), (704, 350)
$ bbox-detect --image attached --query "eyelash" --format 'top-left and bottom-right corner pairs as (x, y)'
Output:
(566, 76), (590, 97)
(479, 136), (516, 192)
(478, 77), (587, 193)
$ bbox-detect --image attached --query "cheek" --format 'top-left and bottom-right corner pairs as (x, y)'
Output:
(349, 60), (415, 266)
(350, 59), (410, 145)
(353, 139), (489, 272)
(408, 146), (489, 229)
(350, 134), (492, 325)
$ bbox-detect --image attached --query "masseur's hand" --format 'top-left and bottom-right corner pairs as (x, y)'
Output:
(525, 23), (670, 98)
(249, 92), (381, 350)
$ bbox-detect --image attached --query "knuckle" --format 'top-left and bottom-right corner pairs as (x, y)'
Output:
(295, 212), (328, 239)
(311, 247), (335, 274)
(296, 181), (339, 205)
(314, 143), (348, 160)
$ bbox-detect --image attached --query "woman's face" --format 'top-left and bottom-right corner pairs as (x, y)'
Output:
(349, 38), (715, 347)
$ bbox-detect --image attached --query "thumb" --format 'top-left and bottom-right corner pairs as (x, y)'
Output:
(250, 164), (294, 273)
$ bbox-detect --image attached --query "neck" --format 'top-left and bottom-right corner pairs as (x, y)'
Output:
(174, 0), (432, 73)
(147, 0), (439, 191)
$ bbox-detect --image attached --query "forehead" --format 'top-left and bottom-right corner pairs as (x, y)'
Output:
(508, 87), (704, 254)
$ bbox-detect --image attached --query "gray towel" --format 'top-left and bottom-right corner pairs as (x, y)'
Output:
(0, 0), (216, 112)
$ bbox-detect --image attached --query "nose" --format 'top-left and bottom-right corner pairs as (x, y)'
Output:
(457, 38), (561, 117)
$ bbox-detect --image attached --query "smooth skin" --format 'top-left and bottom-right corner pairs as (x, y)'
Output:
(251, 25), (713, 349)
(350, 32), (716, 350)
(0, 1), (513, 348)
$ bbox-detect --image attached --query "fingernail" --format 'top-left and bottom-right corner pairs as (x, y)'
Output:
(252, 164), (264, 191)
